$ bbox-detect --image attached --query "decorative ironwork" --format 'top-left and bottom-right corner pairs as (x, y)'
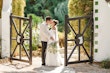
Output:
(10, 14), (32, 65)
(64, 13), (94, 66)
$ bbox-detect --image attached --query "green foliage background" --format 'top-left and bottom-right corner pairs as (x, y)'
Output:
(27, 14), (43, 50)
(25, 0), (68, 32)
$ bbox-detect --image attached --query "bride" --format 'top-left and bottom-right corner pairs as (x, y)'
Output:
(45, 20), (63, 66)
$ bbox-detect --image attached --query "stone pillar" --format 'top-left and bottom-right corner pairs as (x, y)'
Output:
(1, 0), (12, 58)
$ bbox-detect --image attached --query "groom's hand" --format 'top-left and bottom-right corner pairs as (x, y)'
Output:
(50, 37), (54, 40)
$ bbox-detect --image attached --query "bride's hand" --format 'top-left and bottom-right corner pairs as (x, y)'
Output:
(50, 37), (54, 41)
(53, 27), (56, 30)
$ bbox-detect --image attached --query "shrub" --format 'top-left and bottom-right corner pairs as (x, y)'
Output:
(101, 59), (110, 69)
(24, 14), (43, 51)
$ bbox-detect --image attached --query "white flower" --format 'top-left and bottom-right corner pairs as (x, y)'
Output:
(48, 25), (52, 30)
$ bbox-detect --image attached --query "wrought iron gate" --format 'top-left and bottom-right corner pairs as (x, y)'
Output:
(64, 13), (94, 66)
(10, 14), (32, 65)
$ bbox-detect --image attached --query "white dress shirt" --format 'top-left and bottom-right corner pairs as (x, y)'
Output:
(39, 21), (51, 42)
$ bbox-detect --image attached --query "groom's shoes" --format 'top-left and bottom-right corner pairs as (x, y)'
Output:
(42, 63), (45, 66)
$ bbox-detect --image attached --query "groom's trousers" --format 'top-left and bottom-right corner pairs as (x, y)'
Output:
(41, 41), (47, 65)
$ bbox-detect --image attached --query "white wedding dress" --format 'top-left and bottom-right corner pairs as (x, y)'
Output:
(46, 28), (63, 66)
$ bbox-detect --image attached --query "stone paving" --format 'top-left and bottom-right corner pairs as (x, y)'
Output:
(0, 57), (110, 73)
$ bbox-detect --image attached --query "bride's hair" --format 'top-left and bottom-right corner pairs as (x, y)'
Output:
(53, 20), (58, 26)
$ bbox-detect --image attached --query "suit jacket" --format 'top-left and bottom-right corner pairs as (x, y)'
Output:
(39, 21), (51, 42)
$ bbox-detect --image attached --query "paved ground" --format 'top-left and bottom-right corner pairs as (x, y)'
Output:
(0, 57), (110, 73)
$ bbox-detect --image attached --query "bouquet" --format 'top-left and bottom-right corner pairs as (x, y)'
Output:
(47, 41), (58, 54)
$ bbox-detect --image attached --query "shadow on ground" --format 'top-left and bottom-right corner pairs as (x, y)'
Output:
(3, 62), (30, 69)
(3, 66), (75, 73)
(3, 71), (36, 73)
(33, 66), (75, 73)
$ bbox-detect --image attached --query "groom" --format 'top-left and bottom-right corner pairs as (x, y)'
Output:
(39, 16), (54, 66)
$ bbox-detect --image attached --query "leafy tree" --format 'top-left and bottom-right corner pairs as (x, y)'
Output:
(54, 0), (68, 22)
(25, 0), (67, 18)
(54, 0), (68, 32)
(25, 0), (68, 32)
(27, 14), (43, 27)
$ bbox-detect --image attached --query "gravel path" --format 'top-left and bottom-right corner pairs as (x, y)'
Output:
(0, 57), (110, 73)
